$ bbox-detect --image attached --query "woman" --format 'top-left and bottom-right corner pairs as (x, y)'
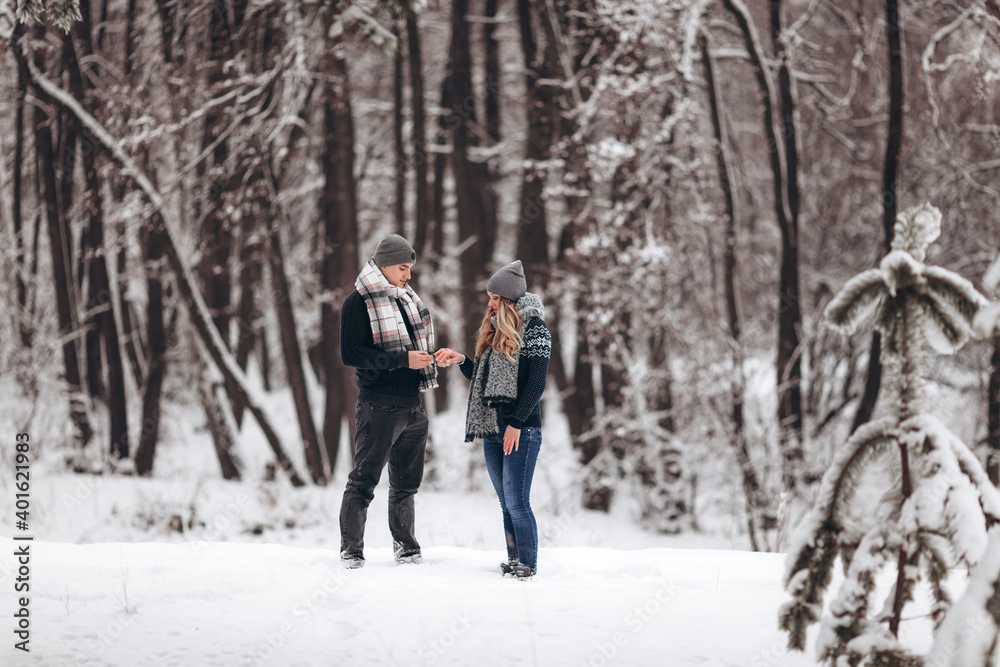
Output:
(435, 260), (551, 578)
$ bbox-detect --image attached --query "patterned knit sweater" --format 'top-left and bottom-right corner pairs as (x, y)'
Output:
(458, 316), (551, 429)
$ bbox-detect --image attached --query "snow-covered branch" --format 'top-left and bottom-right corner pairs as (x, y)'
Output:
(17, 35), (307, 486)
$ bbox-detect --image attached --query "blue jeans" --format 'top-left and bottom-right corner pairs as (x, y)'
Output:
(483, 427), (542, 569)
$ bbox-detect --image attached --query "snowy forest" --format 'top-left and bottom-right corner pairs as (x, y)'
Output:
(2, 0), (1000, 665)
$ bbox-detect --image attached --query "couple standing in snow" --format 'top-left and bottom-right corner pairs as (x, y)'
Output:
(338, 233), (551, 579)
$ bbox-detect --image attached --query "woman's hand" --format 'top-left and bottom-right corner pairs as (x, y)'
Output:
(433, 348), (465, 367)
(503, 425), (521, 454)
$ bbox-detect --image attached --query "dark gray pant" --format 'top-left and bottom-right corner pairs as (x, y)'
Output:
(339, 401), (428, 558)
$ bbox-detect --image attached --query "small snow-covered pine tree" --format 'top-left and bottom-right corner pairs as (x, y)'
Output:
(927, 251), (1000, 667)
(779, 203), (1000, 666)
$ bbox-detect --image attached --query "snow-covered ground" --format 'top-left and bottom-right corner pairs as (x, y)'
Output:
(3, 538), (817, 667)
(0, 473), (961, 667)
(0, 374), (967, 665)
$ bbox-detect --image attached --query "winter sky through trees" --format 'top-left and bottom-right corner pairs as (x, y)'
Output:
(1, 0), (1000, 665)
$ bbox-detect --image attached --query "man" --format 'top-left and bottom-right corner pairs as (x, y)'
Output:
(339, 234), (436, 568)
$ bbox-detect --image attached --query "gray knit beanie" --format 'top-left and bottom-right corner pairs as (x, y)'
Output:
(487, 260), (527, 302)
(373, 234), (416, 267)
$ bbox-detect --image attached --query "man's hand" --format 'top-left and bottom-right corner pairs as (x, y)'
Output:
(503, 425), (521, 454)
(433, 348), (465, 367)
(408, 351), (434, 369)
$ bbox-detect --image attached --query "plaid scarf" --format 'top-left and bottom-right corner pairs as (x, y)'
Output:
(355, 259), (438, 393)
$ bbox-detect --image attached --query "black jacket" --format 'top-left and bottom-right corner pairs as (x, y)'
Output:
(340, 290), (422, 401)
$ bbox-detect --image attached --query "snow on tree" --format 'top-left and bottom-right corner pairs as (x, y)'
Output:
(927, 526), (1000, 667)
(13, 0), (80, 32)
(928, 252), (1000, 667)
(778, 203), (1000, 665)
(974, 253), (1000, 339)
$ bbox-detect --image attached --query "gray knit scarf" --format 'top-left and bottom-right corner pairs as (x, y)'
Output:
(464, 293), (545, 442)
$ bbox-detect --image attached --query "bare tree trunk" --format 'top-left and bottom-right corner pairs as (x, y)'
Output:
(987, 0), (1000, 21)
(123, 0), (162, 475)
(230, 3), (283, 428)
(117, 274), (146, 390)
(257, 325), (272, 392)
(988, 337), (1000, 485)
(573, 326), (598, 463)
(515, 0), (558, 289)
(71, 0), (130, 459)
(319, 35), (360, 478)
(194, 173), (247, 487)
(550, 225), (595, 447)
(108, 0), (146, 393)
(233, 215), (263, 427)
(889, 302), (917, 639)
(431, 131), (448, 268)
(851, 0), (904, 434)
(649, 331), (674, 433)
(406, 13), (431, 258)
(134, 216), (169, 476)
(155, 0), (176, 65)
(703, 31), (767, 551)
(28, 27), (93, 447)
(65, 35), (105, 404)
(393, 21), (406, 237)
(195, 0), (244, 413)
(425, 16), (453, 410)
(198, 2), (253, 462)
(57, 38), (78, 301)
(430, 46), (453, 270)
(194, 339), (243, 481)
(28, 206), (41, 336)
(723, 0), (802, 495)
(123, 0), (136, 75)
(447, 0), (498, 343)
(448, 0), (481, 338)
(12, 22), (32, 348)
(769, 0), (803, 495)
(479, 0), (501, 270)
(483, 0), (501, 145)
(265, 205), (326, 484)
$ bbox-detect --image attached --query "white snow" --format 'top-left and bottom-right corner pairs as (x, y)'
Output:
(0, 385), (815, 667)
(929, 526), (1000, 667)
(984, 253), (1000, 294)
(974, 301), (1000, 337)
(879, 250), (924, 297)
(0, 352), (988, 666)
(901, 415), (991, 567)
(2, 537), (820, 667)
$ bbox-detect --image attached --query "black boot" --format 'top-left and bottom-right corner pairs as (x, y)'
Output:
(500, 558), (520, 576)
(340, 551), (365, 569)
(394, 541), (423, 564)
(512, 564), (536, 579)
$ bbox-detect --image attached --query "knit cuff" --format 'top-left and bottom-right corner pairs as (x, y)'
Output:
(507, 416), (526, 429)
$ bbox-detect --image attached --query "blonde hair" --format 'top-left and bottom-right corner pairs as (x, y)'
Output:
(475, 297), (522, 362)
